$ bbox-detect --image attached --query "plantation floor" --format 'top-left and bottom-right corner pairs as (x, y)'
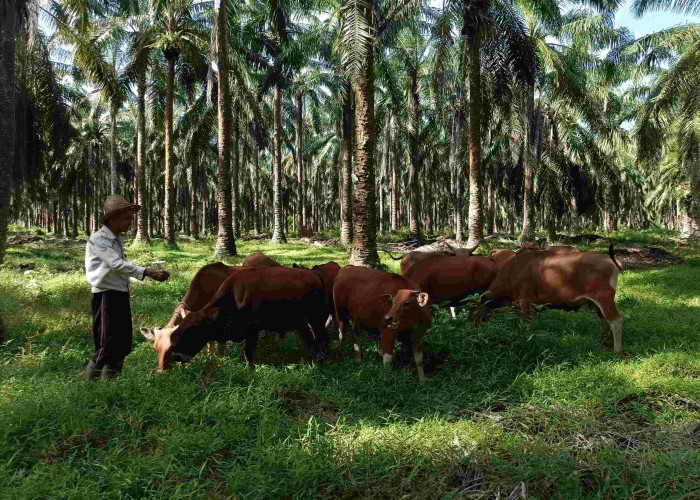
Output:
(1, 228), (700, 499)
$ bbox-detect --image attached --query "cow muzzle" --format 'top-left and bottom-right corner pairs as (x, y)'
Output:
(384, 315), (394, 326)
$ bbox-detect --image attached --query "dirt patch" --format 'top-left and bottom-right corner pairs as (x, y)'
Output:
(392, 348), (450, 378)
(451, 467), (484, 494)
(245, 233), (270, 241)
(273, 386), (339, 425)
(384, 236), (460, 254)
(39, 428), (118, 464)
(8, 235), (43, 244)
(614, 247), (681, 269)
(557, 233), (608, 244)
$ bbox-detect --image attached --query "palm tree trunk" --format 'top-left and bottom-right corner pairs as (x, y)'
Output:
(296, 92), (304, 234)
(350, 53), (380, 268)
(215, 1), (236, 256)
(0, 1), (21, 265)
(391, 110), (399, 232)
(164, 51), (176, 246)
(450, 107), (464, 242)
(110, 102), (119, 195)
(521, 88), (537, 243)
(408, 71), (421, 238)
(188, 166), (198, 238)
(252, 130), (261, 235)
(231, 98), (240, 238)
(272, 83), (286, 243)
(466, 38), (482, 248)
(340, 91), (353, 245)
(135, 73), (149, 242)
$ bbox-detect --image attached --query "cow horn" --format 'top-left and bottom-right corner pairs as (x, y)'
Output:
(464, 241), (480, 255)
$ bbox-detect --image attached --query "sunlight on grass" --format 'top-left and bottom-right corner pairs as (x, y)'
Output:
(1, 231), (700, 497)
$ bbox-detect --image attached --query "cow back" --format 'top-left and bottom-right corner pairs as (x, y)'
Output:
(242, 253), (282, 268)
(182, 263), (242, 312)
(403, 255), (498, 304)
(488, 251), (620, 304)
(333, 266), (422, 332)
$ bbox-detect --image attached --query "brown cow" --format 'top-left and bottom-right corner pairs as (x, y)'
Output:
(489, 244), (579, 266)
(403, 254), (499, 318)
(161, 262), (240, 329)
(333, 266), (432, 382)
(485, 245), (624, 353)
(141, 267), (331, 371)
(147, 262), (241, 356)
(382, 242), (479, 275)
(242, 253), (281, 268)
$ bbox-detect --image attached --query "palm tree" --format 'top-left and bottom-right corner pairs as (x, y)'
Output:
(151, 0), (205, 246)
(214, 0), (236, 256)
(617, 0), (700, 237)
(338, 0), (421, 266)
(0, 0), (29, 267)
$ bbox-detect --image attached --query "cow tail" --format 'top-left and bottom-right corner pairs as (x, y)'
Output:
(609, 244), (623, 271)
(378, 248), (403, 261)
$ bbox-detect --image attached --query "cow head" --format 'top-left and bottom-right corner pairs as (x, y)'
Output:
(489, 249), (516, 265)
(140, 324), (180, 371)
(380, 289), (431, 364)
(140, 308), (216, 370)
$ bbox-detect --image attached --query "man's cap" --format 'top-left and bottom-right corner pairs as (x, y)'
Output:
(104, 195), (140, 220)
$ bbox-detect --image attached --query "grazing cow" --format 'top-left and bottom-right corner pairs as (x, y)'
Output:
(403, 255), (499, 318)
(489, 244), (579, 266)
(160, 262), (241, 330)
(141, 267), (331, 371)
(242, 253), (281, 268)
(382, 242), (479, 275)
(485, 245), (624, 353)
(333, 266), (432, 382)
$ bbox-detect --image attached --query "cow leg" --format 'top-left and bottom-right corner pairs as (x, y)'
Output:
(207, 341), (227, 358)
(243, 331), (259, 371)
(610, 318), (624, 354)
(517, 298), (533, 323)
(296, 325), (319, 361)
(335, 308), (352, 361)
(411, 325), (427, 383)
(309, 318), (330, 363)
(589, 288), (624, 354)
(352, 324), (363, 363)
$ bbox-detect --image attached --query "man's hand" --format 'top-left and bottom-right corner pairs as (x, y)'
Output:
(145, 268), (170, 282)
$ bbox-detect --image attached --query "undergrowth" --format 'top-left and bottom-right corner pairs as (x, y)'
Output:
(0, 228), (699, 498)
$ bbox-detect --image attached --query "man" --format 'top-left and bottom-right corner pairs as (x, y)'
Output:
(83, 195), (170, 381)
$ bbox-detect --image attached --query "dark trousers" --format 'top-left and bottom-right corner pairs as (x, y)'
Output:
(91, 291), (133, 371)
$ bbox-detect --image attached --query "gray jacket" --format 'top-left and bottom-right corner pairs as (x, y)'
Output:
(85, 225), (146, 293)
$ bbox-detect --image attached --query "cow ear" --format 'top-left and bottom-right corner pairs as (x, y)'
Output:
(412, 291), (429, 307)
(380, 293), (393, 305)
(140, 327), (155, 341)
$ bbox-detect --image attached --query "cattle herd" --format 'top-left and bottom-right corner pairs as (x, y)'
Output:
(140, 243), (624, 383)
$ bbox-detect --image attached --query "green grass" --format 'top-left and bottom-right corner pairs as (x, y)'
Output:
(1, 229), (699, 498)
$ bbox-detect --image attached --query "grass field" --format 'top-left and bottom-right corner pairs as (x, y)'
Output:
(1, 226), (699, 499)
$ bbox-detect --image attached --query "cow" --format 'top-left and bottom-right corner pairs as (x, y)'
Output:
(333, 266), (432, 382)
(138, 262), (241, 356)
(242, 253), (282, 268)
(489, 244), (579, 266)
(485, 245), (624, 353)
(140, 266), (331, 371)
(381, 242), (480, 275)
(403, 254), (499, 318)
